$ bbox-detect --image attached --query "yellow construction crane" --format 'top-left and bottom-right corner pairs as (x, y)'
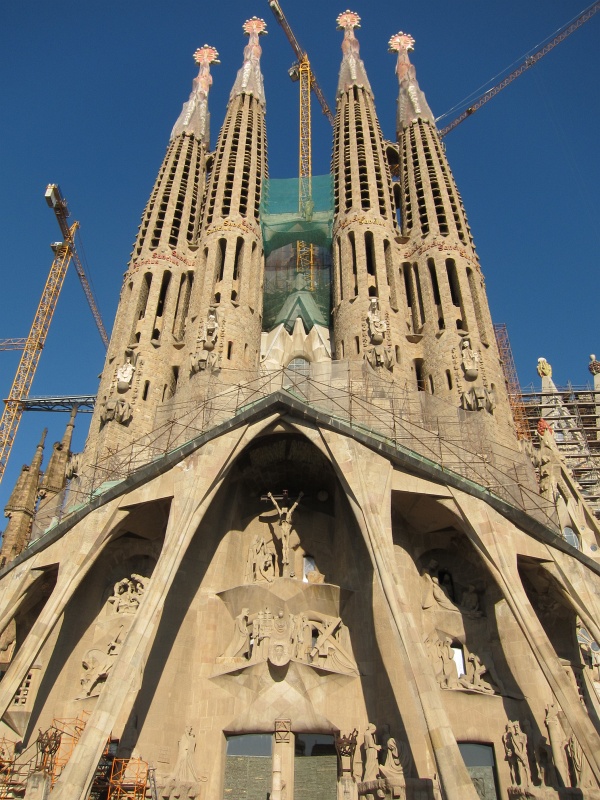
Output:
(0, 184), (108, 486)
(268, 0), (334, 290)
(438, 0), (600, 138)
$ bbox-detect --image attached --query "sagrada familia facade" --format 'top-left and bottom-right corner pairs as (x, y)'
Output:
(0, 10), (599, 800)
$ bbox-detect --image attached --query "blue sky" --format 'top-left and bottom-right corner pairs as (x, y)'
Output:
(0, 0), (598, 512)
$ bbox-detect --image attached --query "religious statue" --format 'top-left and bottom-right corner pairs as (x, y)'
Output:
(502, 721), (531, 788)
(267, 491), (303, 577)
(100, 398), (132, 427)
(77, 627), (124, 699)
(380, 736), (411, 789)
(421, 570), (459, 613)
(191, 307), (220, 374)
(460, 584), (483, 617)
(460, 385), (496, 414)
(362, 723), (381, 783)
(364, 299), (393, 372)
(459, 653), (495, 694)
(116, 357), (135, 392)
(460, 338), (480, 380)
(244, 535), (275, 584)
(545, 703), (569, 787)
(220, 609), (251, 659)
(108, 574), (147, 614)
(159, 727), (201, 800)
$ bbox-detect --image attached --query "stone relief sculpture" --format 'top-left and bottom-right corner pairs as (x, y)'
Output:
(116, 356), (135, 393)
(503, 721), (531, 790)
(460, 385), (496, 414)
(421, 566), (483, 618)
(191, 307), (220, 374)
(364, 299), (393, 372)
(108, 574), (147, 614)
(425, 632), (496, 695)
(77, 626), (123, 699)
(379, 736), (411, 792)
(100, 398), (132, 427)
(216, 607), (358, 675)
(158, 727), (201, 800)
(244, 535), (275, 584)
(362, 723), (381, 783)
(460, 338), (480, 381)
(267, 490), (303, 577)
(545, 703), (569, 787)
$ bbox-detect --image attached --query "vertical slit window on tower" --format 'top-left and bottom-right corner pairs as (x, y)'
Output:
(336, 239), (343, 302)
(446, 258), (465, 328)
(446, 370), (453, 390)
(349, 232), (358, 297)
(217, 238), (227, 283)
(414, 359), (425, 392)
(384, 240), (397, 311)
(227, 341), (233, 360)
(413, 264), (425, 326)
(142, 381), (150, 401)
(151, 271), (171, 342)
(467, 267), (488, 345)
(232, 237), (243, 282)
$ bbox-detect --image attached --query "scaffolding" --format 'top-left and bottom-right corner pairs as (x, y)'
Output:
(518, 383), (600, 517)
(106, 758), (148, 800)
(493, 323), (530, 441)
(36, 363), (563, 544)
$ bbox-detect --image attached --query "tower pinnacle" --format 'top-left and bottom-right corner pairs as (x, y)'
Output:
(171, 45), (220, 144)
(389, 31), (435, 132)
(230, 17), (267, 106)
(336, 10), (372, 96)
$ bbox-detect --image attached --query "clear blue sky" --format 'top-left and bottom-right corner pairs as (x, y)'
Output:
(0, 0), (598, 513)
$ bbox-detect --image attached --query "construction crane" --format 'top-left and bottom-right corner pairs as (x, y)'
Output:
(0, 185), (108, 486)
(438, 0), (600, 138)
(268, 0), (334, 289)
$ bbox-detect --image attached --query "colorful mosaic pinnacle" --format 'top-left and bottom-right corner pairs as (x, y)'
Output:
(243, 16), (267, 36)
(193, 45), (220, 66)
(388, 32), (415, 53)
(336, 10), (361, 31)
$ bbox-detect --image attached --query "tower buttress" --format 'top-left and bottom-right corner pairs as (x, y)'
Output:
(82, 46), (219, 465)
(1, 429), (46, 564)
(390, 32), (514, 434)
(185, 18), (268, 381)
(331, 12), (406, 376)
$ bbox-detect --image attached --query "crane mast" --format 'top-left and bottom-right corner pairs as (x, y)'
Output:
(0, 185), (108, 486)
(439, 0), (600, 138)
(268, 0), (334, 290)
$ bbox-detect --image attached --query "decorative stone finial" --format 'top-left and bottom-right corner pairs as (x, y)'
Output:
(537, 357), (552, 378)
(589, 354), (600, 376)
(230, 18), (268, 105)
(389, 29), (435, 132)
(171, 44), (220, 143)
(336, 10), (372, 96)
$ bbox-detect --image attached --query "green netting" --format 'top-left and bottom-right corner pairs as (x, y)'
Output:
(260, 175), (334, 257)
(263, 243), (332, 333)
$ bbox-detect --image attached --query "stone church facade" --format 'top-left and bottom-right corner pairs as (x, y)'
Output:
(0, 11), (599, 800)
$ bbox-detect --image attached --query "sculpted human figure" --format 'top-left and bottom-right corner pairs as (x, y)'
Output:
(460, 584), (482, 616)
(439, 637), (460, 689)
(545, 703), (568, 786)
(421, 570), (459, 612)
(245, 535), (274, 583)
(116, 357), (135, 391)
(362, 723), (381, 782)
(460, 653), (494, 694)
(267, 491), (303, 576)
(503, 721), (530, 788)
(221, 608), (251, 659)
(380, 736), (411, 786)
(172, 727), (198, 784)
(460, 338), (480, 380)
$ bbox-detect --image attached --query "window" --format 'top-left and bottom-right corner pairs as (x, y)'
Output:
(303, 555), (316, 583)
(451, 644), (466, 677)
(563, 527), (580, 550)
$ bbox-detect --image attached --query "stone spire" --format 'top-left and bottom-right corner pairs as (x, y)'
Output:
(336, 11), (373, 97)
(81, 46), (217, 467)
(184, 18), (269, 380)
(0, 429), (46, 565)
(388, 32), (435, 133)
(331, 12), (404, 376)
(38, 407), (76, 500)
(171, 45), (220, 144)
(230, 17), (267, 106)
(389, 31), (515, 438)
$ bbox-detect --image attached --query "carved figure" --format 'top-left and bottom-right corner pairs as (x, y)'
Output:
(173, 727), (198, 783)
(267, 491), (303, 577)
(100, 398), (132, 426)
(116, 357), (135, 392)
(78, 627), (123, 698)
(367, 299), (387, 345)
(439, 637), (460, 689)
(191, 308), (220, 374)
(566, 734), (585, 788)
(245, 535), (275, 584)
(108, 574), (146, 614)
(362, 723), (381, 782)
(421, 571), (459, 612)
(221, 609), (250, 659)
(460, 386), (496, 414)
(537, 357), (552, 378)
(589, 354), (600, 376)
(503, 721), (530, 788)
(459, 653), (494, 694)
(460, 339), (480, 380)
(380, 736), (411, 787)
(545, 704), (568, 787)
(460, 584), (482, 617)
(365, 344), (393, 373)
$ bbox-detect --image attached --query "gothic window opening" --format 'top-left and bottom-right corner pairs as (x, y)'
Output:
(428, 375), (435, 394)
(172, 272), (194, 341)
(232, 237), (243, 283)
(413, 264), (426, 326)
